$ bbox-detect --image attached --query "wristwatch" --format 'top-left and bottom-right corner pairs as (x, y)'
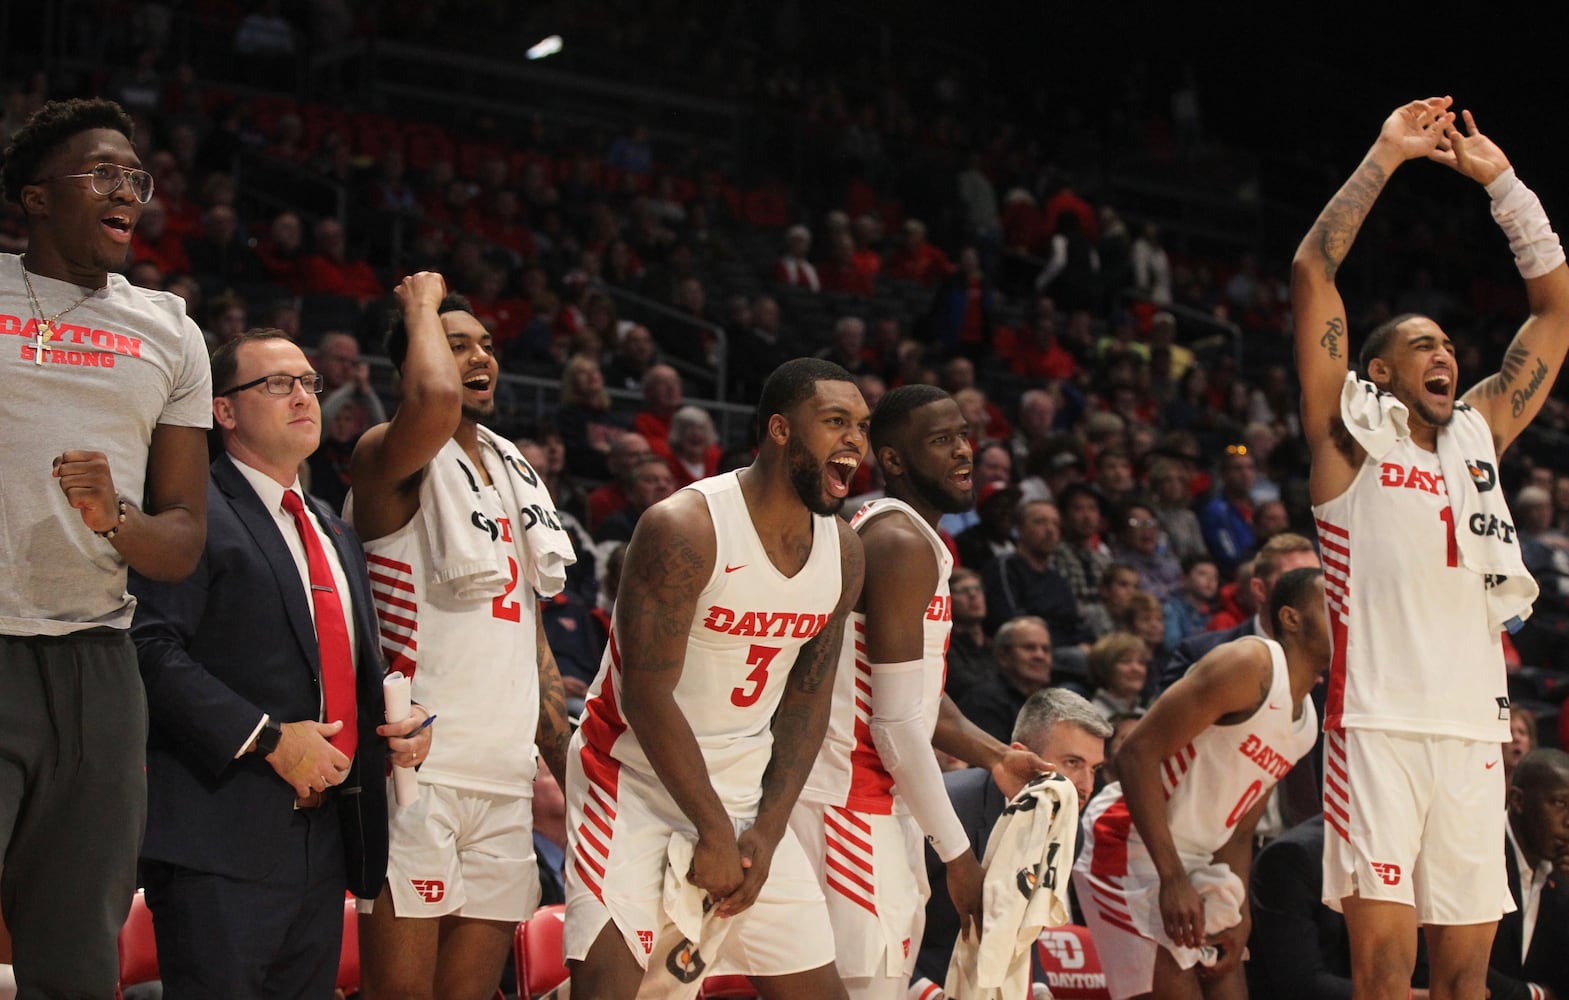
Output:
(254, 719), (283, 756)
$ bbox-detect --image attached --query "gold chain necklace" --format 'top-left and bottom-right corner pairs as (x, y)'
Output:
(19, 256), (97, 366)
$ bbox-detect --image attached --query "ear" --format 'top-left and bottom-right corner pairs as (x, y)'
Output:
(1249, 575), (1269, 610)
(1277, 604), (1301, 634)
(212, 396), (237, 432)
(1367, 356), (1391, 387)
(1507, 783), (1522, 814)
(766, 411), (789, 446)
(19, 183), (47, 218)
(877, 443), (902, 477)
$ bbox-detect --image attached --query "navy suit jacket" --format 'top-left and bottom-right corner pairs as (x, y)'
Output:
(1489, 832), (1569, 1000)
(1157, 617), (1258, 693)
(131, 453), (389, 898)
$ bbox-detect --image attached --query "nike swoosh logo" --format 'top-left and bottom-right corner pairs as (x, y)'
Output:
(724, 564), (746, 574)
(1486, 760), (1499, 770)
(1268, 702), (1284, 711)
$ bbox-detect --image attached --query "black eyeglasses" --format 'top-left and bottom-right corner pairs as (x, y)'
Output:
(219, 373), (325, 396)
(34, 162), (156, 204)
(1225, 444), (1249, 456)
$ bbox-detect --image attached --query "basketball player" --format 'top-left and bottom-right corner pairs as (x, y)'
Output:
(791, 384), (1048, 999)
(564, 358), (868, 999)
(1291, 97), (1569, 1000)
(1073, 568), (1329, 1000)
(348, 273), (575, 1000)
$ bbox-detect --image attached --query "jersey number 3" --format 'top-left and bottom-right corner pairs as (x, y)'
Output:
(732, 644), (781, 707)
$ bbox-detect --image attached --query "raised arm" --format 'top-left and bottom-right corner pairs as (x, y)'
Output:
(1291, 98), (1453, 498)
(1441, 110), (1569, 455)
(348, 272), (463, 541)
(1115, 640), (1272, 951)
(610, 493), (738, 900)
(723, 518), (865, 917)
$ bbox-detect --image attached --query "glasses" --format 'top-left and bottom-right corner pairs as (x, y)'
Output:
(219, 373), (325, 396)
(1127, 518), (1159, 529)
(951, 584), (984, 596)
(1225, 444), (1249, 456)
(35, 162), (156, 204)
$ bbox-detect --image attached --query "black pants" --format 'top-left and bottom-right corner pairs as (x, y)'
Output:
(0, 630), (147, 999)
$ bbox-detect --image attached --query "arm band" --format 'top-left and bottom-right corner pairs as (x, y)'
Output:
(868, 659), (971, 863)
(1488, 167), (1566, 279)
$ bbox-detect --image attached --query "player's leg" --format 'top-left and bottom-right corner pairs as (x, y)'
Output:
(1194, 952), (1248, 1000)
(1423, 923), (1497, 1000)
(566, 920), (647, 1000)
(432, 915), (516, 1000)
(360, 785), (466, 999)
(1341, 898), (1419, 1000)
(752, 963), (851, 1000)
(720, 822), (844, 999)
(1145, 944), (1203, 1000)
(358, 881), (443, 999)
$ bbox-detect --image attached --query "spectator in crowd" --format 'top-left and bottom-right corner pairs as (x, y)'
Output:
(918, 687), (1110, 982)
(584, 431), (653, 532)
(956, 615), (1054, 743)
(303, 217), (382, 303)
(130, 196), (190, 275)
(1051, 482), (1114, 625)
(1132, 223), (1173, 304)
(954, 478), (1018, 574)
(184, 203), (258, 291)
(886, 218), (953, 287)
(602, 323), (661, 392)
(1080, 561), (1140, 640)
(941, 440), (1011, 537)
(205, 291), (248, 346)
(630, 363), (684, 456)
(1503, 706), (1538, 788)
(1086, 631), (1150, 720)
(944, 567), (998, 702)
(851, 213), (884, 277)
(930, 246), (995, 358)
(1163, 553), (1220, 648)
(664, 404), (722, 488)
(1116, 590), (1170, 678)
(592, 453), (674, 546)
(814, 314), (868, 375)
(554, 355), (627, 481)
(981, 499), (1088, 650)
(1200, 443), (1258, 576)
(820, 230), (873, 296)
(1112, 499), (1183, 600)
(774, 223), (819, 291)
(257, 209), (308, 293)
(1009, 387), (1060, 477)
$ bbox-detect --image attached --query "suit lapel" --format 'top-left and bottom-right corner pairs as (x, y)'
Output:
(212, 454), (320, 676)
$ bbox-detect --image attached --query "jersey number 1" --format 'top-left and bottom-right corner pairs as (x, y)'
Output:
(1438, 507), (1458, 568)
(732, 644), (781, 707)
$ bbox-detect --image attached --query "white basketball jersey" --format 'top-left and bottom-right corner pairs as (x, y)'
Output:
(800, 497), (953, 813)
(1313, 407), (1510, 742)
(1081, 637), (1316, 876)
(362, 483), (540, 796)
(576, 471), (843, 815)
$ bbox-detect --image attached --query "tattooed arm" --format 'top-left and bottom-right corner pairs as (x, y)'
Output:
(614, 492), (745, 903)
(533, 611), (572, 792)
(1290, 97), (1454, 503)
(1440, 111), (1569, 455)
(717, 518), (865, 917)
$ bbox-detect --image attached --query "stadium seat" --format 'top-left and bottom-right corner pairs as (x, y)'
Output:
(115, 891), (159, 999)
(514, 904), (568, 998)
(337, 895), (360, 995)
(699, 973), (757, 998)
(1034, 924), (1110, 1000)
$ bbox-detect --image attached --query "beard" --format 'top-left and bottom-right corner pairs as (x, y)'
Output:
(904, 461), (973, 515)
(1386, 369), (1454, 428)
(787, 434), (845, 517)
(461, 399), (494, 424)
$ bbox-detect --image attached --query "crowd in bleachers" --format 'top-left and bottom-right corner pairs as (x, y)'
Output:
(7, 2), (1569, 996)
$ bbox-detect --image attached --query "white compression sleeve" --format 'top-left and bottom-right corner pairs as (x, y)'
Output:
(1488, 167), (1566, 279)
(868, 659), (972, 864)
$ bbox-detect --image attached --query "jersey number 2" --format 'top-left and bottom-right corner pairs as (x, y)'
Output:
(492, 557), (522, 622)
(731, 644), (781, 707)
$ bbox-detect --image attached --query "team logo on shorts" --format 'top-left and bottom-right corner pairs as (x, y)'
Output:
(409, 878), (445, 903)
(636, 929), (654, 954)
(665, 938), (706, 983)
(1370, 862), (1403, 886)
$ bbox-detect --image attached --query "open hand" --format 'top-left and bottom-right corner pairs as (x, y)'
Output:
(990, 746), (1052, 800)
(1429, 108), (1512, 186)
(1376, 96), (1455, 162)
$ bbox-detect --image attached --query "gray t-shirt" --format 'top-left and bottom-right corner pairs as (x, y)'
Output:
(0, 254), (212, 634)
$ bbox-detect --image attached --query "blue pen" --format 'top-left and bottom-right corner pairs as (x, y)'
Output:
(406, 713), (437, 737)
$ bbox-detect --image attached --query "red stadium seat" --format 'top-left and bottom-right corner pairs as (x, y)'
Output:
(1034, 925), (1110, 999)
(115, 891), (159, 999)
(514, 904), (568, 998)
(337, 895), (360, 994)
(699, 974), (757, 998)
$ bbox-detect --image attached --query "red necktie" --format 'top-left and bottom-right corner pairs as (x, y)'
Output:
(282, 489), (358, 759)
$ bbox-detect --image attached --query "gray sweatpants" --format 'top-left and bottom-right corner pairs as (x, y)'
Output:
(0, 630), (148, 999)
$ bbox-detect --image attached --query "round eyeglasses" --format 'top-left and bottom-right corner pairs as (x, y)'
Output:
(219, 373), (326, 396)
(34, 162), (156, 204)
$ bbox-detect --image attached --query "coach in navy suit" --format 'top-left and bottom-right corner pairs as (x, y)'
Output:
(1489, 749), (1569, 1000)
(130, 331), (431, 999)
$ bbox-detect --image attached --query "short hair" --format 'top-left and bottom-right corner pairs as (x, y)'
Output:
(995, 615), (1049, 653)
(1086, 632), (1148, 692)
(384, 293), (475, 370)
(1254, 532), (1317, 582)
(752, 357), (855, 446)
(1011, 687), (1112, 749)
(950, 566), (981, 587)
(1181, 552), (1217, 575)
(668, 404), (715, 446)
(3, 98), (135, 206)
(211, 328), (295, 395)
(1511, 748), (1569, 796)
(1359, 312), (1425, 375)
(1268, 567), (1324, 635)
(1116, 591), (1161, 629)
(1102, 562), (1141, 588)
(870, 383), (950, 454)
(1057, 481), (1102, 515)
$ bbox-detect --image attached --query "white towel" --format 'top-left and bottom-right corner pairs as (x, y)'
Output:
(946, 772), (1079, 1000)
(1121, 862), (1247, 970)
(1339, 373), (1537, 631)
(634, 834), (736, 1000)
(419, 429), (577, 601)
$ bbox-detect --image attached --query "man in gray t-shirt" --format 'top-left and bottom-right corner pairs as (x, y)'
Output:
(0, 98), (211, 996)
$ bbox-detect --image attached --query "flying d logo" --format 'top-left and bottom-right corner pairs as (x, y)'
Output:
(1465, 458), (1497, 493)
